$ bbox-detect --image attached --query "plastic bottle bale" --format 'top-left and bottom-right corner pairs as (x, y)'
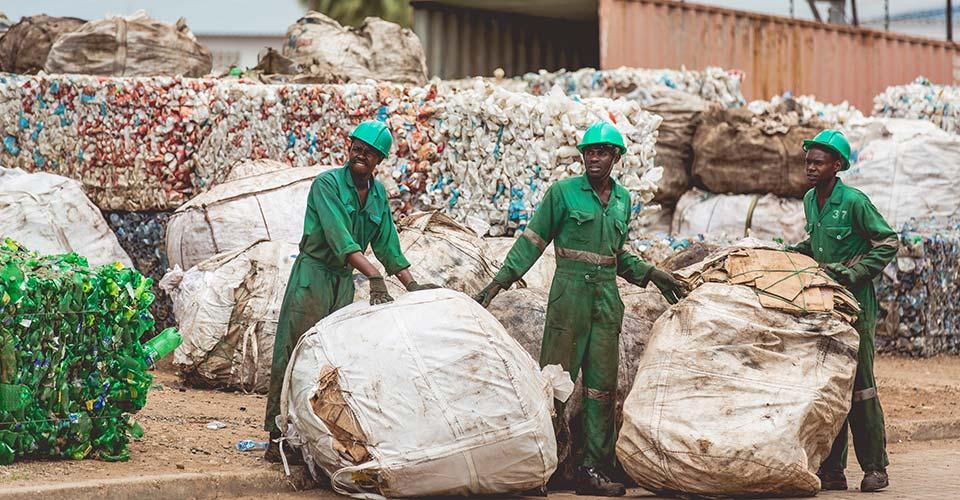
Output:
(161, 240), (298, 393)
(353, 211), (499, 303)
(0, 167), (132, 268)
(672, 188), (806, 244)
(281, 289), (559, 497)
(617, 246), (861, 497)
(841, 118), (960, 228)
(105, 211), (174, 331)
(691, 106), (819, 199)
(0, 14), (85, 74)
(44, 12), (211, 77)
(166, 166), (328, 271)
(485, 237), (557, 290)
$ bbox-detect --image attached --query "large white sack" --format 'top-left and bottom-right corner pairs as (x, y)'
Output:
(161, 240), (298, 392)
(672, 188), (806, 243)
(166, 165), (326, 270)
(617, 247), (860, 497)
(281, 289), (560, 497)
(0, 167), (132, 268)
(841, 118), (960, 227)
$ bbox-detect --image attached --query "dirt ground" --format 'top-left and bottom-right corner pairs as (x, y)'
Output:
(2, 356), (958, 488)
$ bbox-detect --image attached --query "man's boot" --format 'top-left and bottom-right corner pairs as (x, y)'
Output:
(817, 468), (848, 491)
(860, 470), (889, 492)
(575, 467), (626, 497)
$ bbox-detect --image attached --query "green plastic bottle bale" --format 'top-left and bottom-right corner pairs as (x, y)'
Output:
(0, 238), (160, 463)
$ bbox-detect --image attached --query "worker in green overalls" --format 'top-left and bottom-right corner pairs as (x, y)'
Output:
(263, 120), (439, 462)
(475, 122), (687, 496)
(789, 129), (898, 492)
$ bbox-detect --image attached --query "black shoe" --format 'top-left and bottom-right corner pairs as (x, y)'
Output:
(575, 467), (626, 497)
(817, 468), (848, 491)
(861, 470), (889, 492)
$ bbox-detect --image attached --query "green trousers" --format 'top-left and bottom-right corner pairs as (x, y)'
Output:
(264, 254), (355, 433)
(821, 313), (889, 472)
(539, 264), (623, 470)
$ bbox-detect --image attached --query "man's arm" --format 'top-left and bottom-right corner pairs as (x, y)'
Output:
(494, 185), (563, 286)
(849, 197), (899, 283)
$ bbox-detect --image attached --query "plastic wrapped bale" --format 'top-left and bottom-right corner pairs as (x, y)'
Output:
(617, 246), (862, 497)
(840, 118), (960, 228)
(353, 211), (499, 302)
(485, 237), (557, 290)
(0, 167), (132, 268)
(0, 239), (158, 464)
(44, 12), (211, 77)
(166, 166), (327, 271)
(692, 106), (820, 199)
(0, 14), (85, 74)
(160, 240), (297, 392)
(672, 188), (806, 244)
(280, 289), (561, 497)
(487, 286), (664, 481)
(282, 12), (427, 85)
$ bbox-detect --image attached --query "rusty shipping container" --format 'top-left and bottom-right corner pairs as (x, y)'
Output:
(600, 0), (960, 111)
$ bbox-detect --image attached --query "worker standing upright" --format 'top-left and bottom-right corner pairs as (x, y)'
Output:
(790, 129), (898, 493)
(263, 120), (439, 461)
(475, 122), (687, 496)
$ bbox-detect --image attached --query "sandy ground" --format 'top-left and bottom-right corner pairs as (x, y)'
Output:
(2, 356), (958, 487)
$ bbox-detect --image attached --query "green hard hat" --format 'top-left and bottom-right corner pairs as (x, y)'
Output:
(803, 129), (851, 170)
(577, 121), (627, 155)
(349, 120), (393, 158)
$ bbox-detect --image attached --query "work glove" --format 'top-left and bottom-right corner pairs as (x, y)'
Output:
(824, 263), (864, 289)
(473, 280), (507, 308)
(368, 276), (394, 305)
(649, 268), (688, 305)
(405, 280), (441, 292)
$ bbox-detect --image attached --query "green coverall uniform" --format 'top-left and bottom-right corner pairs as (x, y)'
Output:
(792, 179), (899, 472)
(264, 166), (409, 433)
(494, 175), (653, 470)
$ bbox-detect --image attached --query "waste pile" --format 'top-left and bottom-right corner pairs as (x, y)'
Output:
(747, 93), (863, 134)
(105, 212), (174, 331)
(161, 240), (298, 392)
(873, 76), (960, 134)
(165, 165), (327, 270)
(0, 167), (132, 268)
(44, 12), (212, 77)
(0, 239), (173, 464)
(672, 188), (806, 244)
(617, 243), (861, 497)
(281, 289), (564, 497)
(876, 218), (960, 356)
(0, 14), (85, 74)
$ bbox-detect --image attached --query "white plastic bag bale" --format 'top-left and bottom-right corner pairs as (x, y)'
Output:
(484, 237), (556, 290)
(0, 167), (132, 268)
(281, 289), (558, 497)
(841, 118), (960, 227)
(672, 188), (805, 243)
(166, 165), (326, 270)
(161, 240), (298, 392)
(617, 251), (860, 497)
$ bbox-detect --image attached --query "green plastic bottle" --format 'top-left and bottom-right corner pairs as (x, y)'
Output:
(142, 328), (181, 367)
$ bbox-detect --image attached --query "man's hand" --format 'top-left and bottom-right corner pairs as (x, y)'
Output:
(406, 281), (441, 292)
(824, 263), (862, 289)
(649, 268), (688, 305)
(473, 281), (506, 308)
(368, 276), (394, 305)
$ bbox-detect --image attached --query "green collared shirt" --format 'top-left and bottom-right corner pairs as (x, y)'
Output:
(495, 175), (653, 285)
(299, 166), (409, 277)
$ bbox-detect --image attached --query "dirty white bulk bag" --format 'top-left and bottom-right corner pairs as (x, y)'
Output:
(841, 118), (960, 227)
(672, 188), (806, 243)
(161, 240), (298, 392)
(166, 165), (327, 270)
(0, 167), (132, 268)
(617, 247), (860, 497)
(280, 289), (563, 497)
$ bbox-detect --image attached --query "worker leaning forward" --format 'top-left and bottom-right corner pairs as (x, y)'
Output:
(263, 120), (439, 462)
(475, 122), (687, 497)
(789, 129), (898, 493)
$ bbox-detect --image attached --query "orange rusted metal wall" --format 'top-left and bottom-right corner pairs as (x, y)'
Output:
(600, 0), (960, 111)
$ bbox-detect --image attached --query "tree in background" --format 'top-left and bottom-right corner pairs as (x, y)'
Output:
(300, 0), (412, 27)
